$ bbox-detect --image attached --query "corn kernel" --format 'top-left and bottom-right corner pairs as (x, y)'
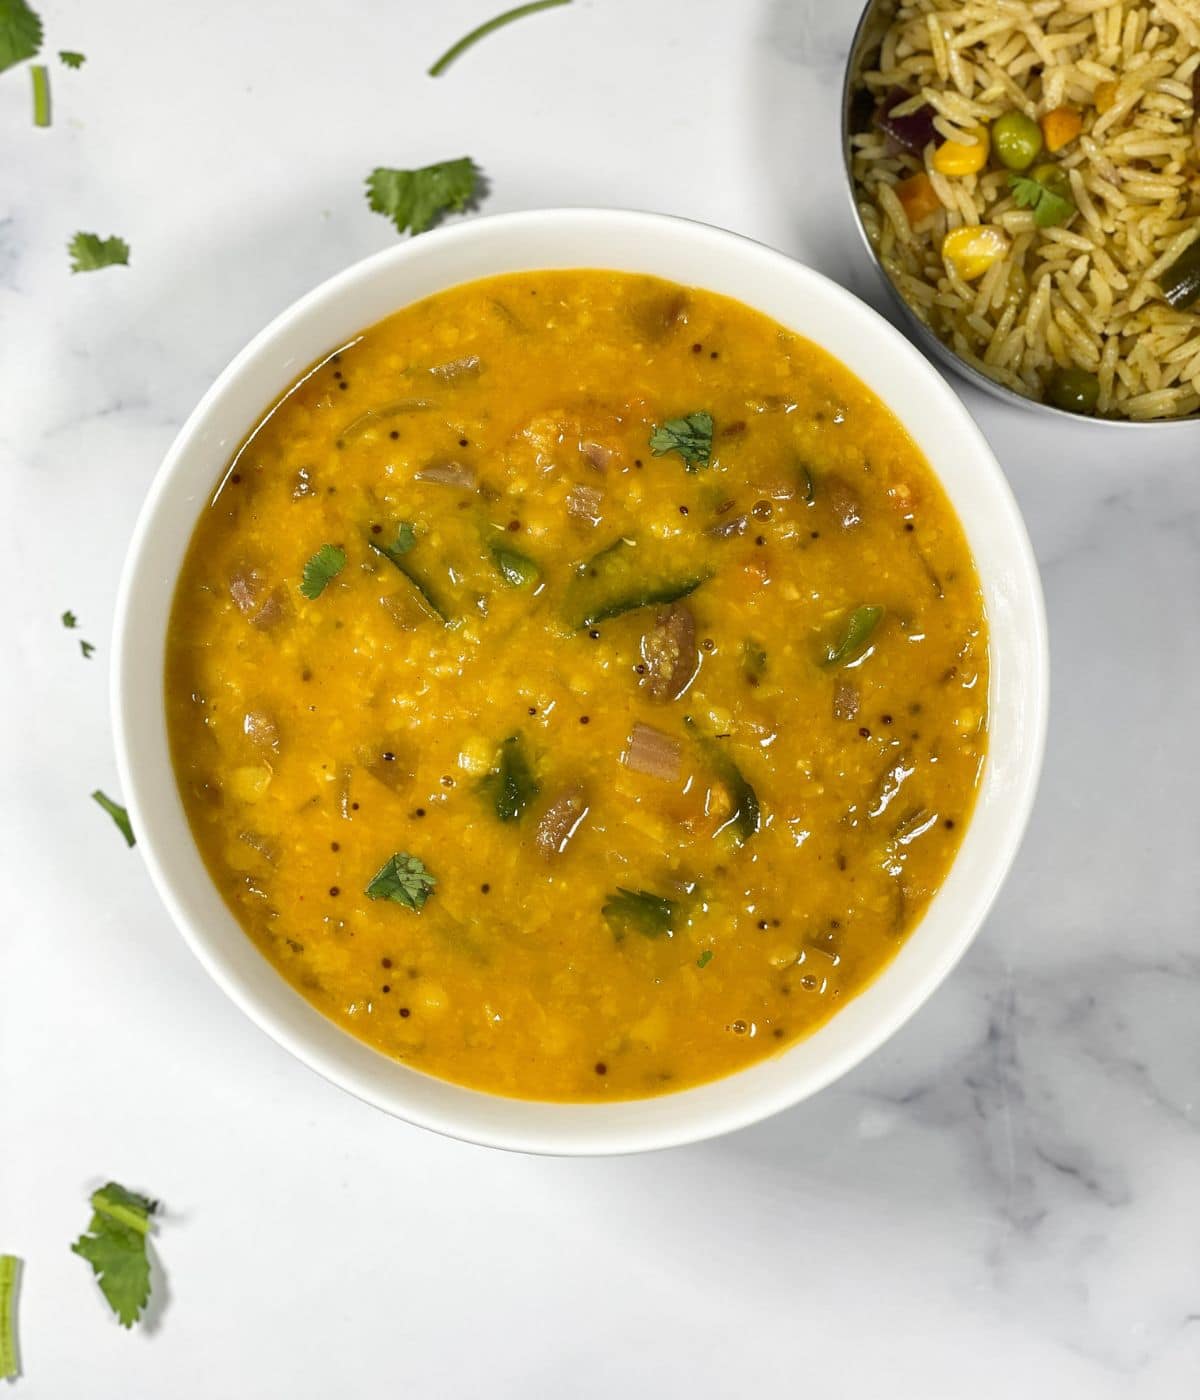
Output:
(941, 225), (1011, 281)
(932, 128), (990, 176)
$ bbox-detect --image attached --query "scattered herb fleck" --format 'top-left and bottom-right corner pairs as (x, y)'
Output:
(365, 852), (436, 910)
(58, 48), (84, 67)
(70, 1182), (158, 1328)
(428, 0), (571, 76)
(91, 790), (135, 847)
(68, 232), (130, 273)
(80, 639), (95, 659)
(366, 158), (481, 236)
(299, 543), (346, 599)
(649, 411), (714, 470)
(61, 609), (77, 628)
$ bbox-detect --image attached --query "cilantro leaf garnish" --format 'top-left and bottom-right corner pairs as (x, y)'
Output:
(61, 609), (77, 628)
(58, 48), (84, 67)
(696, 949), (713, 968)
(0, 0), (42, 75)
(0, 1255), (20, 1381)
(68, 232), (130, 273)
(428, 0), (571, 77)
(649, 412), (713, 470)
(299, 543), (346, 599)
(366, 159), (481, 236)
(92, 790), (135, 847)
(1008, 168), (1075, 229)
(602, 888), (679, 940)
(80, 639), (95, 659)
(365, 852), (436, 910)
(70, 1182), (158, 1329)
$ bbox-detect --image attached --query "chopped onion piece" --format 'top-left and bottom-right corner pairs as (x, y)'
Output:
(428, 354), (482, 380)
(566, 483), (604, 523)
(706, 513), (748, 539)
(581, 440), (613, 470)
(623, 722), (681, 781)
(414, 460), (476, 489)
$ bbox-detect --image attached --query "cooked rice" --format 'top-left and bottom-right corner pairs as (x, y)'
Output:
(850, 0), (1200, 419)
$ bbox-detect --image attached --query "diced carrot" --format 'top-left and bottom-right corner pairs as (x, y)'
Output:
(1094, 80), (1119, 114)
(1041, 106), (1082, 152)
(895, 171), (941, 225)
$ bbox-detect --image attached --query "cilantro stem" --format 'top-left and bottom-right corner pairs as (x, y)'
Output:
(31, 63), (50, 127)
(0, 1255), (20, 1381)
(428, 0), (571, 77)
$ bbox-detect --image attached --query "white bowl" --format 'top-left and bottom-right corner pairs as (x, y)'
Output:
(113, 208), (1048, 1156)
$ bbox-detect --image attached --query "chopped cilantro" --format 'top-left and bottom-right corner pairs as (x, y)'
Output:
(603, 888), (679, 940)
(365, 852), (436, 910)
(696, 949), (713, 968)
(80, 639), (95, 659)
(71, 1182), (157, 1329)
(649, 412), (713, 470)
(1008, 168), (1075, 229)
(0, 0), (42, 75)
(91, 790), (135, 847)
(58, 48), (84, 67)
(61, 609), (77, 628)
(68, 232), (130, 273)
(299, 543), (346, 599)
(366, 158), (481, 236)
(30, 59), (48, 125)
(0, 1255), (19, 1381)
(428, 0), (571, 77)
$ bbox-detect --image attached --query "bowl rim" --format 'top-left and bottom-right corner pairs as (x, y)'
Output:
(112, 206), (1049, 1155)
(839, 0), (1200, 429)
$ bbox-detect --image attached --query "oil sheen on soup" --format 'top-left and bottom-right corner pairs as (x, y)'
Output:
(165, 270), (988, 1102)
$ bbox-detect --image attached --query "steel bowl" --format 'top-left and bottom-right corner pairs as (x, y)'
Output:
(840, 0), (1199, 427)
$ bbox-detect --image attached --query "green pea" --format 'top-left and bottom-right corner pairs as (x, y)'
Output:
(1046, 366), (1100, 415)
(991, 111), (1043, 171)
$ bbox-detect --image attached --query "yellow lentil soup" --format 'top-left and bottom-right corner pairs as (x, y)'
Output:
(166, 270), (987, 1102)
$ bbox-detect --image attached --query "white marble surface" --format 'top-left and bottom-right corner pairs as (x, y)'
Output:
(3, 0), (1199, 1394)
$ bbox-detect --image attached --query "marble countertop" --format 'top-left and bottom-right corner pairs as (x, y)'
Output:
(3, 0), (1199, 1394)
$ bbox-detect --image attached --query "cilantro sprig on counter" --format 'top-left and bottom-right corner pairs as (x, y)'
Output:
(71, 1183), (158, 1328)
(428, 0), (572, 77)
(69, 232), (130, 273)
(365, 853), (436, 910)
(366, 159), (481, 236)
(0, 0), (42, 74)
(0, 1255), (20, 1380)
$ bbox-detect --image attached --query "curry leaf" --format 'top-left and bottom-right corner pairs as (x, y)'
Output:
(365, 852), (435, 910)
(299, 543), (346, 599)
(824, 604), (884, 667)
(91, 790), (135, 847)
(602, 888), (679, 939)
(649, 411), (713, 469)
(480, 734), (538, 822)
(365, 159), (481, 236)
